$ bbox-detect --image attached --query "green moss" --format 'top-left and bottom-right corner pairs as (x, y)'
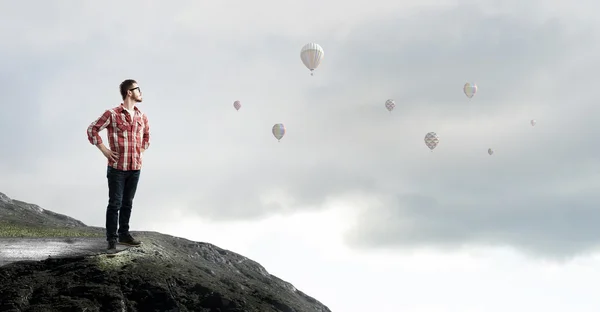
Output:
(0, 221), (103, 238)
(93, 251), (137, 271)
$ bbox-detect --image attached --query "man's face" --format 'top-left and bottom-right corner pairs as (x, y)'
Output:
(128, 83), (143, 103)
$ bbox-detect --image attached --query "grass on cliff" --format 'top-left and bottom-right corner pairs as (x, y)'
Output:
(0, 220), (103, 238)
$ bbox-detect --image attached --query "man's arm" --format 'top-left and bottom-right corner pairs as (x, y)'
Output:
(142, 113), (150, 152)
(87, 110), (119, 163)
(87, 110), (111, 148)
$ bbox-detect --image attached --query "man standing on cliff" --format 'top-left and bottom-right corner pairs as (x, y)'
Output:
(87, 79), (150, 251)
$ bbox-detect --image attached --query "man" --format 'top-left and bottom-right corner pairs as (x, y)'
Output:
(86, 79), (150, 251)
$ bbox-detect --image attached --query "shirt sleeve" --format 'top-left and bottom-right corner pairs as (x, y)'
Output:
(87, 110), (111, 145)
(142, 113), (150, 150)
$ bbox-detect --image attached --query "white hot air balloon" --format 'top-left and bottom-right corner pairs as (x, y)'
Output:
(530, 119), (536, 126)
(300, 43), (324, 76)
(272, 123), (285, 142)
(385, 99), (395, 112)
(488, 148), (494, 155)
(424, 132), (439, 151)
(233, 100), (241, 111)
(464, 82), (477, 98)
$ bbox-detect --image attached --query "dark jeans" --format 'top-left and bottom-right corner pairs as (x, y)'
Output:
(106, 166), (141, 242)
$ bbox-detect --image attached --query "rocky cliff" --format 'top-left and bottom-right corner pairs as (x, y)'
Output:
(0, 192), (332, 312)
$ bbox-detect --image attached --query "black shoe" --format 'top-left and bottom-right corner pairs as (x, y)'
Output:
(107, 240), (117, 251)
(118, 233), (141, 246)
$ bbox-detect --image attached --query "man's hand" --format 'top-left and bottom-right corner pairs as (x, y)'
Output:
(141, 148), (145, 153)
(98, 144), (118, 163)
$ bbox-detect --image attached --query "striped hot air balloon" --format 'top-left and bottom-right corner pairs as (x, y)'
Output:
(300, 43), (324, 76)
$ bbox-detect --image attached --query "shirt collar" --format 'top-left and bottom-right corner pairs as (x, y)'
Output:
(117, 103), (139, 113)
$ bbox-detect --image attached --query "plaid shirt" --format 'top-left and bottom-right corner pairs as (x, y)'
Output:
(87, 104), (150, 171)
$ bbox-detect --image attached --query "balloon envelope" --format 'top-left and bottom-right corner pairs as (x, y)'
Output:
(464, 82), (477, 98)
(424, 132), (439, 150)
(272, 123), (285, 141)
(233, 100), (241, 111)
(300, 43), (324, 75)
(385, 99), (395, 112)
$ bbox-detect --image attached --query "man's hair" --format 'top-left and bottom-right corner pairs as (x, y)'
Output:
(119, 79), (137, 100)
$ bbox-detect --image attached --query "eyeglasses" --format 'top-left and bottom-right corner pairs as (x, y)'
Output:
(129, 87), (141, 93)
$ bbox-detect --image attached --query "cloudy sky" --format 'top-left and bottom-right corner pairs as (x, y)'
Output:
(2, 0), (600, 310)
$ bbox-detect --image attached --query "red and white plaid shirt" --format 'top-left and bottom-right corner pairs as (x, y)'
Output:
(87, 104), (150, 171)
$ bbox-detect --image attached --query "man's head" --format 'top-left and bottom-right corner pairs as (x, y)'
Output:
(119, 79), (142, 103)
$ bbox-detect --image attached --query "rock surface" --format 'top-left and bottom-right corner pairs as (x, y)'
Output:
(0, 191), (86, 228)
(0, 192), (331, 312)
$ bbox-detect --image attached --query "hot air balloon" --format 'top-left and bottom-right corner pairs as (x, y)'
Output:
(300, 43), (324, 76)
(488, 148), (494, 155)
(530, 119), (536, 126)
(463, 82), (477, 98)
(233, 100), (241, 111)
(385, 99), (395, 112)
(272, 123), (285, 142)
(424, 132), (439, 151)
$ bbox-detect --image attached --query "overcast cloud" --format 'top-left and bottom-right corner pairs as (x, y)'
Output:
(2, 1), (600, 310)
